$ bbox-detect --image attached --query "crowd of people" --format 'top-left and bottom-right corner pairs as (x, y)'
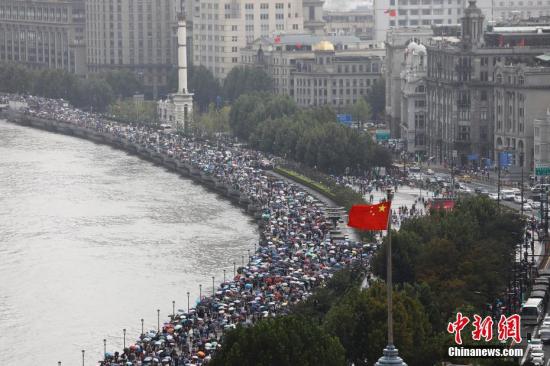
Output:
(1, 95), (372, 366)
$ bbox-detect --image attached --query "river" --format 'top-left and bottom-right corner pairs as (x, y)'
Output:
(0, 120), (258, 365)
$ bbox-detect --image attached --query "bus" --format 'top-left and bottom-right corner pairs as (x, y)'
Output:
(522, 298), (545, 325)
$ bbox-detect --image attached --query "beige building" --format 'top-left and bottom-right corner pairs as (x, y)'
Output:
(0, 0), (86, 74)
(323, 9), (374, 40)
(292, 42), (384, 108)
(241, 34), (383, 98)
(85, 0), (178, 98)
(493, 63), (550, 171)
(192, 0), (308, 79)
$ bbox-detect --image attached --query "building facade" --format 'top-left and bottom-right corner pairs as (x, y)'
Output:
(534, 109), (550, 169)
(323, 9), (374, 40)
(385, 27), (434, 137)
(493, 63), (550, 171)
(426, 0), (550, 167)
(400, 42), (428, 155)
(303, 0), (325, 34)
(0, 0), (86, 74)
(192, 0), (305, 79)
(241, 34), (384, 105)
(85, 0), (178, 98)
(373, 0), (467, 42)
(292, 42), (384, 108)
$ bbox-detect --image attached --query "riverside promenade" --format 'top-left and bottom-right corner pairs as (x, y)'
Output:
(1, 95), (370, 366)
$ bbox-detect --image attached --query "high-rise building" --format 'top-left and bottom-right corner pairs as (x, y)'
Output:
(193, 0), (305, 79)
(0, 0), (86, 74)
(323, 8), (374, 40)
(373, 0), (466, 42)
(85, 0), (179, 98)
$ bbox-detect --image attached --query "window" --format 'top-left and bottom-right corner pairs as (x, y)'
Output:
(496, 74), (502, 83)
(481, 90), (487, 101)
(415, 100), (426, 107)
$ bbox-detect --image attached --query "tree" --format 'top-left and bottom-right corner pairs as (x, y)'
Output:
(75, 78), (115, 112)
(366, 78), (386, 120)
(195, 104), (230, 138)
(349, 97), (372, 124)
(323, 283), (440, 366)
(102, 70), (144, 98)
(222, 67), (273, 102)
(0, 63), (33, 93)
(372, 196), (523, 320)
(188, 65), (222, 112)
(210, 316), (345, 366)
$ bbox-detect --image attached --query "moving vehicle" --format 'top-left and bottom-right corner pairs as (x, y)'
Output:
(523, 203), (532, 211)
(460, 174), (472, 183)
(488, 193), (499, 200)
(514, 194), (526, 204)
(500, 189), (517, 201)
(539, 325), (550, 343)
(521, 298), (545, 325)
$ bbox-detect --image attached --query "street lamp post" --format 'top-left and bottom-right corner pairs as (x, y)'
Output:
(58, 362), (61, 366)
(223, 269), (226, 283)
(141, 318), (144, 336)
(81, 350), (85, 366)
(157, 309), (160, 333)
(375, 189), (407, 366)
(103, 339), (106, 360)
(123, 328), (126, 349)
(212, 276), (215, 295)
(187, 291), (190, 313)
(172, 300), (175, 318)
(199, 284), (202, 300)
(521, 153), (525, 216)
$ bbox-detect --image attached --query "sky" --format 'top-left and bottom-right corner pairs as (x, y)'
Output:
(323, 0), (372, 11)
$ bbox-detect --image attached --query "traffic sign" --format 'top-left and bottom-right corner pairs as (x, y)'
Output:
(536, 165), (550, 176)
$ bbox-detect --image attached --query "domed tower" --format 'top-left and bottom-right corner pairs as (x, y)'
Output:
(461, 0), (485, 49)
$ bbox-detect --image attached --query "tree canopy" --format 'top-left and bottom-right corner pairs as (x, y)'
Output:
(372, 196), (523, 322)
(230, 93), (391, 175)
(222, 66), (273, 102)
(365, 78), (386, 120)
(210, 316), (346, 366)
(0, 63), (117, 111)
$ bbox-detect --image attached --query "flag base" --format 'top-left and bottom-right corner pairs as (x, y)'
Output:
(375, 345), (407, 366)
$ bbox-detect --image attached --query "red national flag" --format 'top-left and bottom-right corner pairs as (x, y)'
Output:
(518, 38), (525, 47)
(384, 9), (397, 16)
(348, 202), (391, 231)
(274, 35), (281, 44)
(498, 35), (505, 47)
(296, 42), (302, 49)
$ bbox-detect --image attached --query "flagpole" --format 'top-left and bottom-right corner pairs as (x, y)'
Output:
(375, 188), (407, 366)
(386, 188), (394, 347)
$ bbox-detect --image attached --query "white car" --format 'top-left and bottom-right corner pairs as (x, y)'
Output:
(530, 338), (544, 353)
(532, 201), (542, 210)
(540, 325), (550, 343)
(532, 350), (545, 366)
(514, 195), (526, 204)
(523, 203), (533, 211)
(488, 193), (499, 200)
